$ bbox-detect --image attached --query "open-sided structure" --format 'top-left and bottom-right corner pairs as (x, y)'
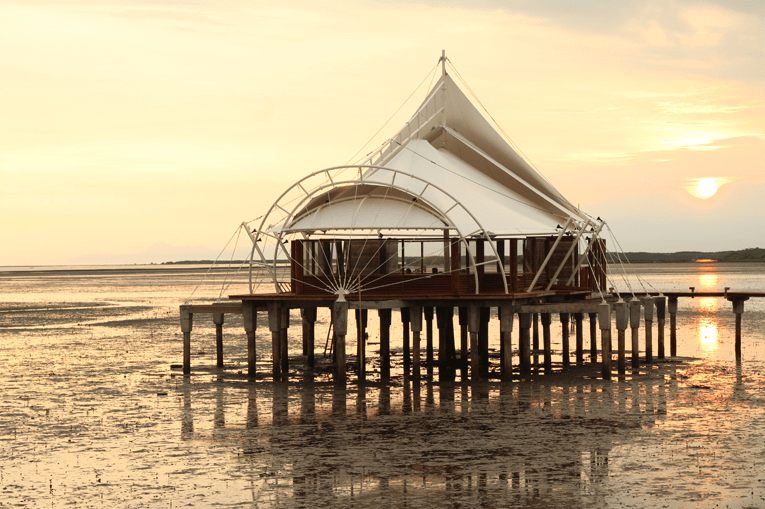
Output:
(243, 54), (607, 300)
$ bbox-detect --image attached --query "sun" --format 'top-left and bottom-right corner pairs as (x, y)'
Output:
(697, 178), (719, 199)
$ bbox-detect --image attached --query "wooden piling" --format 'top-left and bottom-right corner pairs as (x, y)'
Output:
(643, 297), (654, 364)
(356, 309), (367, 382)
(180, 306), (192, 375)
(655, 297), (666, 359)
(541, 313), (552, 374)
(500, 304), (513, 381)
(458, 307), (468, 376)
(468, 304), (481, 380)
(613, 301), (628, 374)
(213, 312), (224, 368)
(410, 306), (423, 379)
(519, 312), (532, 377)
(424, 306), (434, 367)
(401, 307), (411, 375)
(379, 308), (392, 380)
(332, 301), (349, 385)
(574, 313), (584, 365)
(479, 307), (490, 377)
(731, 298), (747, 361)
(267, 302), (281, 381)
(280, 307), (289, 378)
(598, 302), (612, 380)
(243, 301), (257, 378)
(668, 296), (678, 357)
(560, 313), (570, 370)
(303, 307), (316, 369)
(629, 298), (641, 369)
(588, 313), (598, 362)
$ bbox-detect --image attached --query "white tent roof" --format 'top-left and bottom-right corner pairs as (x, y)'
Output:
(282, 70), (593, 237)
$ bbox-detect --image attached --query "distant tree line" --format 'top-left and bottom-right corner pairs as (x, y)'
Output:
(620, 247), (765, 263)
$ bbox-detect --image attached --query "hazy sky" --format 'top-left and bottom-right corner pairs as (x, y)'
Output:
(1, 0), (763, 265)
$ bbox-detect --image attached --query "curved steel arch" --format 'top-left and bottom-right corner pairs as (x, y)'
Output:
(249, 164), (509, 296)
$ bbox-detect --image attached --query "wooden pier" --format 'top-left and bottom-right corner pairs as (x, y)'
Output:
(178, 290), (765, 383)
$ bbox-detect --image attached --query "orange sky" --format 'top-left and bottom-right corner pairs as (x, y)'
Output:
(1, 0), (763, 265)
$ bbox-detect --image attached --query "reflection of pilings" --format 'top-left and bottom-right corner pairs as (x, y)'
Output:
(214, 379), (225, 429)
(246, 384), (258, 429)
(181, 385), (193, 439)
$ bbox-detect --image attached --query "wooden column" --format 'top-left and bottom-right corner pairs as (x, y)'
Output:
(731, 298), (748, 361)
(458, 307), (468, 376)
(668, 297), (678, 357)
(356, 309), (368, 382)
(613, 301), (628, 374)
(280, 307), (290, 378)
(468, 304), (482, 380)
(518, 313), (532, 377)
(243, 302), (257, 378)
(303, 307), (316, 369)
(541, 313), (552, 374)
(267, 302), (281, 381)
(180, 306), (192, 375)
(574, 313), (584, 365)
(479, 307), (490, 377)
(655, 297), (666, 359)
(629, 298), (641, 369)
(588, 313), (598, 362)
(401, 308), (411, 375)
(424, 306), (434, 367)
(643, 297), (654, 364)
(410, 306), (423, 379)
(599, 302), (612, 380)
(560, 313), (570, 370)
(379, 308), (392, 380)
(213, 313), (224, 368)
(500, 304), (514, 381)
(332, 301), (349, 385)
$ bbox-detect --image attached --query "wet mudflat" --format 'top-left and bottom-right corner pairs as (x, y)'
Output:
(2, 264), (765, 508)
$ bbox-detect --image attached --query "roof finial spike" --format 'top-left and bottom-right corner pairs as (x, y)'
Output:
(440, 49), (446, 77)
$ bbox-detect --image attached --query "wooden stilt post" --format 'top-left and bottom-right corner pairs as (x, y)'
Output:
(731, 298), (748, 361)
(500, 304), (514, 381)
(401, 308), (411, 375)
(356, 309), (368, 382)
(458, 307), (468, 376)
(303, 307), (316, 369)
(379, 308), (391, 380)
(180, 306), (192, 375)
(424, 306), (434, 367)
(213, 312), (224, 368)
(613, 301), (628, 375)
(655, 297), (666, 360)
(643, 297), (654, 364)
(332, 300), (349, 385)
(560, 313), (570, 370)
(588, 313), (598, 362)
(541, 313), (552, 374)
(629, 298), (641, 369)
(519, 313), (532, 377)
(267, 302), (281, 381)
(243, 301), (257, 378)
(574, 313), (584, 366)
(468, 304), (482, 380)
(280, 307), (289, 378)
(599, 302), (612, 380)
(532, 313), (540, 359)
(668, 297), (678, 357)
(479, 307), (490, 377)
(411, 306), (422, 379)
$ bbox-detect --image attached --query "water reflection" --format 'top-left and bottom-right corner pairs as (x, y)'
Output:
(178, 372), (676, 507)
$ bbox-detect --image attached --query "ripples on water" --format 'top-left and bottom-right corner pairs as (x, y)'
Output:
(1, 263), (764, 508)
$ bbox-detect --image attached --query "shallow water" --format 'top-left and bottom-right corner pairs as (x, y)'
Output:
(1, 262), (765, 508)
